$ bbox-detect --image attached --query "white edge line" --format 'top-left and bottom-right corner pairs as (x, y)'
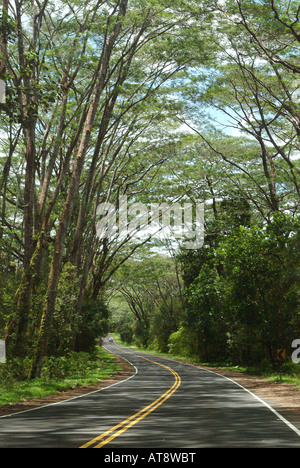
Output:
(116, 343), (300, 439)
(0, 350), (138, 419)
(206, 369), (300, 438)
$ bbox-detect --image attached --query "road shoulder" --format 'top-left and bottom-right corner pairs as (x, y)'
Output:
(176, 359), (300, 431)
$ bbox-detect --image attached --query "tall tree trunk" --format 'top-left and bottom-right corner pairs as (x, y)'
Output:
(3, 0), (39, 356)
(5, 229), (46, 357)
(30, 0), (128, 378)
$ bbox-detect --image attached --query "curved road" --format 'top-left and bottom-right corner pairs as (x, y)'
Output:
(1, 338), (300, 448)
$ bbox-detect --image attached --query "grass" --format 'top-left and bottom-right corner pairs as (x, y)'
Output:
(0, 346), (122, 407)
(111, 333), (300, 390)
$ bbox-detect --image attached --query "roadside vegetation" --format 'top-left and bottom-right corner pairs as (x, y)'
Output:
(0, 346), (121, 407)
(111, 334), (300, 390)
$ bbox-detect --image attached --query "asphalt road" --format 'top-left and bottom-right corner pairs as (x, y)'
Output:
(1, 338), (300, 448)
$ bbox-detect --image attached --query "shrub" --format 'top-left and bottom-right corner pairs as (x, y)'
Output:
(168, 326), (198, 358)
(41, 351), (97, 380)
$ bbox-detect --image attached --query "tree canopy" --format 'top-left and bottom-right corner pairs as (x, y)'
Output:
(0, 0), (299, 379)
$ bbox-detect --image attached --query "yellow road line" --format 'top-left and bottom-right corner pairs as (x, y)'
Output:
(80, 349), (181, 448)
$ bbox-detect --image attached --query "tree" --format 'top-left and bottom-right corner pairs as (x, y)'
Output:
(1, 0), (212, 377)
(111, 250), (184, 350)
(176, 0), (300, 223)
(218, 213), (300, 367)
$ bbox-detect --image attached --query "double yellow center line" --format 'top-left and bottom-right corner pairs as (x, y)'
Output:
(80, 350), (181, 448)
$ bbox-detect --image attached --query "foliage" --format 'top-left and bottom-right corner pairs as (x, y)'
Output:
(168, 326), (198, 358)
(75, 297), (110, 352)
(179, 213), (300, 369)
(50, 263), (82, 354)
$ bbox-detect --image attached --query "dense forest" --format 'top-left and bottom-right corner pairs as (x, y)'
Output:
(0, 0), (299, 386)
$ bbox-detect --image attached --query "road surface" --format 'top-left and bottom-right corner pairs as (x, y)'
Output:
(1, 337), (300, 448)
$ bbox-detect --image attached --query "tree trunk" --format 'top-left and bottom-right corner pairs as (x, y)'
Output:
(30, 0), (128, 378)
